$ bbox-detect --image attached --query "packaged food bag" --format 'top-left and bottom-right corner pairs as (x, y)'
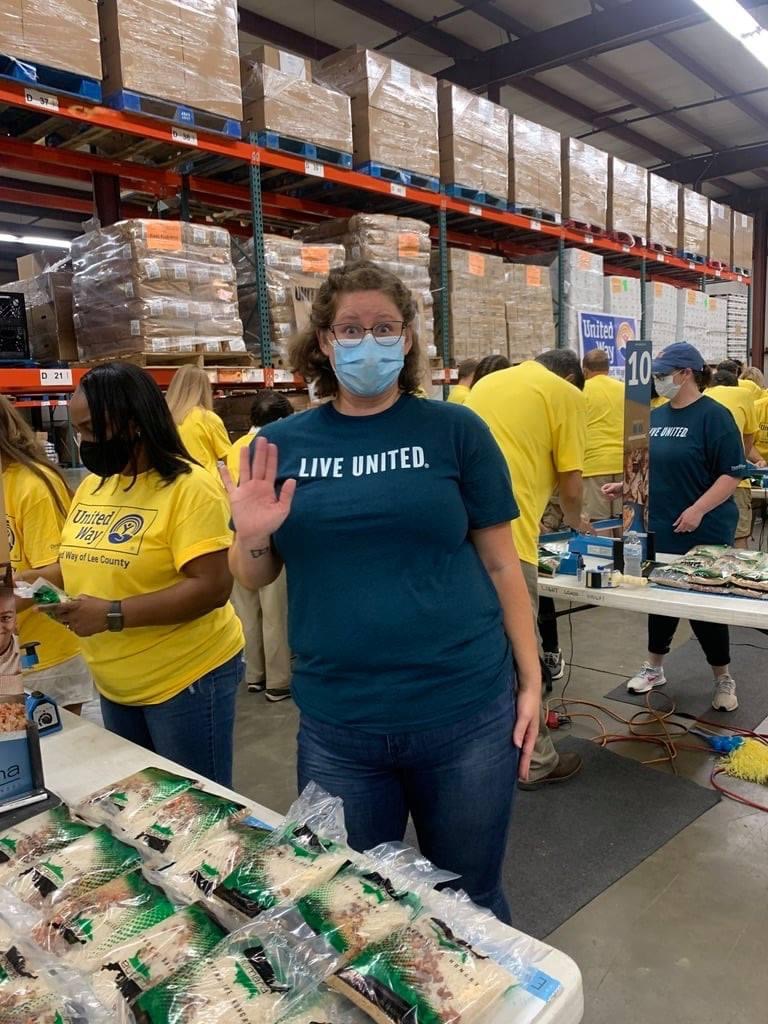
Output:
(75, 767), (198, 832)
(133, 788), (248, 867)
(0, 805), (92, 884)
(162, 817), (273, 903)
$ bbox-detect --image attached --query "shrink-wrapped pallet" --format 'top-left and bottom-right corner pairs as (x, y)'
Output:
(678, 188), (709, 259)
(647, 174), (679, 251)
(3, 272), (77, 361)
(504, 264), (555, 362)
(561, 138), (608, 229)
(0, 0), (101, 79)
(709, 201), (731, 266)
(731, 212), (754, 273)
(558, 248), (604, 351)
(644, 281), (678, 351)
(509, 115), (561, 216)
(432, 248), (505, 362)
(608, 157), (647, 241)
(437, 82), (508, 198)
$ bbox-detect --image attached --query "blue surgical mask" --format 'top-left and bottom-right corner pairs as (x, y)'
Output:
(333, 333), (405, 397)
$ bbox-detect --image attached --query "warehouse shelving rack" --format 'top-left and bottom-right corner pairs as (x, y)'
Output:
(0, 76), (752, 407)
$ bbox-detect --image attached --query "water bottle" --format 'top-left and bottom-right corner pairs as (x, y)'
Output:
(623, 531), (643, 578)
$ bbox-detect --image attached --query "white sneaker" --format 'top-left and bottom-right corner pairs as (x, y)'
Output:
(543, 649), (565, 681)
(712, 674), (738, 712)
(627, 662), (667, 694)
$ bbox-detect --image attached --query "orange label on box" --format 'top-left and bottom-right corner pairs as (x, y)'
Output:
(145, 221), (183, 251)
(398, 232), (420, 260)
(687, 290), (697, 305)
(611, 277), (622, 293)
(577, 252), (592, 271)
(654, 283), (664, 296)
(526, 266), (542, 287)
(468, 252), (485, 276)
(301, 246), (331, 274)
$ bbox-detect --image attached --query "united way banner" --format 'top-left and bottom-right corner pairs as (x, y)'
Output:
(578, 312), (638, 379)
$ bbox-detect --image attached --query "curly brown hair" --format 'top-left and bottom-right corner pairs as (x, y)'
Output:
(289, 260), (422, 398)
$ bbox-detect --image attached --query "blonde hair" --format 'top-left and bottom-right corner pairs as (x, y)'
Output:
(0, 394), (71, 517)
(740, 366), (766, 388)
(165, 365), (214, 425)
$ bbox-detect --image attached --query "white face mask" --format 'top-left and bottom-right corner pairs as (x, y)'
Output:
(655, 372), (683, 400)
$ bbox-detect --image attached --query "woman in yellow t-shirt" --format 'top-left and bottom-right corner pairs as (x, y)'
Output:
(46, 363), (243, 786)
(165, 364), (231, 477)
(1, 396), (94, 713)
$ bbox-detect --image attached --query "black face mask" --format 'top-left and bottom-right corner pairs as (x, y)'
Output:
(78, 436), (135, 478)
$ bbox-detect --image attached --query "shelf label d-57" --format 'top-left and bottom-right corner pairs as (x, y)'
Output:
(39, 368), (73, 387)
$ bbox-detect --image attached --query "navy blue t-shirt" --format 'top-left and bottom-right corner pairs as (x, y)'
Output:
(259, 395), (518, 732)
(649, 395), (747, 555)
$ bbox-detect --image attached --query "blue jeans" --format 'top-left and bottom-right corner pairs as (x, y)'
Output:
(100, 653), (243, 788)
(297, 688), (518, 923)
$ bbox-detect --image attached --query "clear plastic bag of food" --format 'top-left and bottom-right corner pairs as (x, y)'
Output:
(33, 868), (176, 971)
(88, 903), (227, 1017)
(0, 805), (93, 885)
(133, 788), (248, 867)
(278, 987), (369, 1024)
(9, 825), (141, 910)
(131, 920), (334, 1024)
(12, 578), (69, 609)
(211, 784), (348, 924)
(75, 767), (198, 832)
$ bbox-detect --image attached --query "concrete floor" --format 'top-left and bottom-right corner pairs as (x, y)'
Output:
(231, 604), (768, 1024)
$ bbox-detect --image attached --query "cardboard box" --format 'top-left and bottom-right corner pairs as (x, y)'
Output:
(608, 157), (647, 240)
(731, 211), (754, 273)
(709, 201), (731, 266)
(562, 138), (608, 229)
(509, 115), (561, 214)
(647, 173), (678, 250)
(0, 0), (101, 80)
(432, 247), (505, 361)
(350, 102), (439, 177)
(437, 82), (508, 196)
(246, 44), (311, 81)
(16, 249), (69, 278)
(678, 188), (709, 259)
(504, 264), (555, 362)
(3, 272), (76, 361)
(439, 135), (507, 198)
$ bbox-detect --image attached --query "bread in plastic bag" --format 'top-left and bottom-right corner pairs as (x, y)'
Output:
(132, 788), (248, 867)
(0, 805), (92, 885)
(75, 767), (198, 832)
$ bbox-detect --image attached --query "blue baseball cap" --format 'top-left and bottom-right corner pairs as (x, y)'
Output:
(652, 342), (706, 376)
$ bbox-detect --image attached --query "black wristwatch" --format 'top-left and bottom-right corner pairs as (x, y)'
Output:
(106, 600), (124, 632)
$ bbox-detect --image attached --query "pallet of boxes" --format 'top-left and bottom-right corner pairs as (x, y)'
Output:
(433, 249), (505, 364)
(71, 220), (245, 363)
(504, 265), (555, 362)
(437, 82), (508, 207)
(508, 115), (561, 221)
(3, 250), (77, 363)
(647, 174), (679, 255)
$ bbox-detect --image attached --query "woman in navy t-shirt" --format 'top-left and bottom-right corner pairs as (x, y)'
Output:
(625, 343), (747, 712)
(224, 261), (541, 925)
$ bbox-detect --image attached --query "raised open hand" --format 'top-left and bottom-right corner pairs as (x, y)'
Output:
(220, 435), (296, 540)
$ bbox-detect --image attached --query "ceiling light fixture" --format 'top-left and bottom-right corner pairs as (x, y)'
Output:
(18, 235), (72, 248)
(692, 0), (768, 69)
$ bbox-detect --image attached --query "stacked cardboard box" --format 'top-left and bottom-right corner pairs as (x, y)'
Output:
(678, 188), (709, 259)
(731, 212), (754, 273)
(702, 295), (728, 364)
(603, 276), (642, 323)
(607, 158), (647, 241)
(709, 201), (731, 267)
(301, 214), (434, 355)
(3, 273), (77, 361)
(0, 0), (101, 79)
(726, 293), (749, 361)
(433, 248), (505, 362)
(241, 46), (352, 154)
(504, 264), (555, 362)
(675, 287), (707, 341)
(99, 0), (242, 120)
(561, 138), (609, 229)
(72, 220), (244, 360)
(508, 116), (561, 216)
(559, 248), (604, 351)
(644, 282), (677, 351)
(232, 235), (345, 367)
(647, 174), (679, 250)
(318, 48), (439, 179)
(437, 82), (508, 199)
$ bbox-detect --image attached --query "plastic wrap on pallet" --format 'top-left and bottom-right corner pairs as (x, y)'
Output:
(731, 211), (754, 273)
(509, 115), (561, 215)
(702, 294), (728, 363)
(318, 47), (439, 178)
(644, 281), (678, 352)
(99, 0), (242, 120)
(3, 271), (77, 361)
(72, 219), (244, 361)
(678, 188), (709, 259)
(561, 138), (608, 229)
(647, 173), (679, 251)
(552, 247), (604, 352)
(603, 275), (642, 321)
(504, 264), (555, 362)
(232, 234), (345, 367)
(607, 157), (647, 239)
(676, 287), (708, 340)
(437, 82), (508, 197)
(242, 53), (353, 154)
(708, 200), (731, 266)
(0, 0), (101, 79)
(432, 247), (506, 362)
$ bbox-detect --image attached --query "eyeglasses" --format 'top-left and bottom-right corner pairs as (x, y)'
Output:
(329, 321), (405, 347)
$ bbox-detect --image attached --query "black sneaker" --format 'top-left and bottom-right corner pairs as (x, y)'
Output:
(247, 680), (266, 694)
(265, 687), (291, 703)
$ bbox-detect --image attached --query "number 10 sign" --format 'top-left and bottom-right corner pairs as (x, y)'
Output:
(623, 340), (652, 535)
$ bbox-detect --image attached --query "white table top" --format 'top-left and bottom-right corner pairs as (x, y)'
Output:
(40, 713), (584, 1024)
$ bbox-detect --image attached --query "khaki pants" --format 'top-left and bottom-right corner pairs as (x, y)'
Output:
(734, 486), (753, 541)
(231, 574), (291, 689)
(583, 473), (623, 521)
(520, 560), (560, 782)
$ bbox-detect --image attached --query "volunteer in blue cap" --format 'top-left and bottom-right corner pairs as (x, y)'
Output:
(609, 343), (748, 711)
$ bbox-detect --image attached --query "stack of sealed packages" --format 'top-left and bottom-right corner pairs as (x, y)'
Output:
(433, 248), (505, 362)
(603, 275), (642, 324)
(72, 220), (244, 361)
(437, 82), (508, 201)
(647, 174), (679, 251)
(508, 115), (562, 217)
(561, 138), (609, 229)
(233, 235), (345, 365)
(607, 157), (647, 242)
(678, 188), (709, 260)
(644, 281), (678, 351)
(676, 287), (707, 341)
(703, 295), (728, 363)
(731, 212), (754, 274)
(709, 201), (731, 267)
(726, 291), (750, 361)
(504, 264), (555, 361)
(558, 248), (604, 351)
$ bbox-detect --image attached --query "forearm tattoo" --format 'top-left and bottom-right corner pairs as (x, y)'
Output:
(250, 546), (271, 559)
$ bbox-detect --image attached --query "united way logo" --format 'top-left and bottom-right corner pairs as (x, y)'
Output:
(6, 522), (14, 552)
(108, 514), (145, 544)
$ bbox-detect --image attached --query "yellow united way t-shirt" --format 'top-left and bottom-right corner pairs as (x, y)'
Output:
(226, 427), (257, 483)
(754, 395), (768, 461)
(708, 385), (758, 490)
(583, 374), (625, 478)
(5, 462), (81, 671)
(447, 384), (471, 405)
(177, 406), (231, 478)
(466, 360), (586, 566)
(58, 463), (243, 705)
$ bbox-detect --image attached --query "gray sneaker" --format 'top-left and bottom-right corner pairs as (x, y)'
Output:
(627, 662), (666, 694)
(543, 649), (565, 681)
(712, 673), (738, 712)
